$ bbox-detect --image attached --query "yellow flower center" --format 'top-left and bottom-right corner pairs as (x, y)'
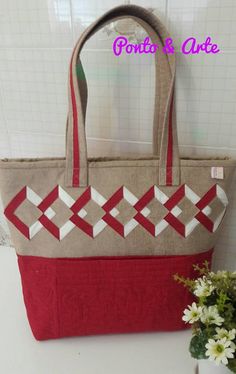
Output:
(215, 344), (224, 354)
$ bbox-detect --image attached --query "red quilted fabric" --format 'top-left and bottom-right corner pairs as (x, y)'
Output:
(18, 250), (213, 340)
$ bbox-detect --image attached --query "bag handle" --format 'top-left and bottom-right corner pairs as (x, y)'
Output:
(65, 4), (180, 187)
(74, 17), (173, 161)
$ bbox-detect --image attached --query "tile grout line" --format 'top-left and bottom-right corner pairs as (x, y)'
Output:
(88, 139), (236, 152)
(4, 132), (236, 152)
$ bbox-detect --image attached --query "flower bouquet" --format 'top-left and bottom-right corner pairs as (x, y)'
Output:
(174, 262), (236, 373)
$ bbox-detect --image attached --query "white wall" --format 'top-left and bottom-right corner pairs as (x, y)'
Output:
(0, 0), (235, 269)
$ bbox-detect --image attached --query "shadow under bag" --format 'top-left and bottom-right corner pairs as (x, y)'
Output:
(0, 5), (235, 340)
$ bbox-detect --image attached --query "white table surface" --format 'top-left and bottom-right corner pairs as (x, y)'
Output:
(0, 246), (197, 374)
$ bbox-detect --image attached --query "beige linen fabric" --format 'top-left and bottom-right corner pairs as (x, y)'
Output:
(0, 157), (235, 258)
(0, 5), (235, 259)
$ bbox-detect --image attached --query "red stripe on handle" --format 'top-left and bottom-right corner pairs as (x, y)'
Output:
(166, 94), (174, 186)
(70, 51), (80, 187)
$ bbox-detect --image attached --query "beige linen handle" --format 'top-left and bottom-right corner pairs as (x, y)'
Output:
(65, 4), (180, 187)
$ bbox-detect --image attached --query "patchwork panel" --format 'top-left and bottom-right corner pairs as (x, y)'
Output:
(4, 184), (228, 240)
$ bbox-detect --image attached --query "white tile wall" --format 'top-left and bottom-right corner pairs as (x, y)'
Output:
(0, 0), (235, 269)
(168, 0), (236, 52)
(0, 0), (73, 48)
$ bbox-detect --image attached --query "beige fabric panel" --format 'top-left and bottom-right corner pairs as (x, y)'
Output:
(0, 158), (235, 258)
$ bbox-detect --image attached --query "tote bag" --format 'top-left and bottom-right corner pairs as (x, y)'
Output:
(0, 5), (235, 340)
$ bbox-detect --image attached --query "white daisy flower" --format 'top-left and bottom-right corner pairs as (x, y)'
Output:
(214, 328), (236, 341)
(182, 302), (203, 324)
(205, 338), (235, 366)
(194, 277), (215, 298)
(200, 306), (224, 326)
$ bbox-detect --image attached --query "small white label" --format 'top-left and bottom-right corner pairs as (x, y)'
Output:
(211, 167), (224, 179)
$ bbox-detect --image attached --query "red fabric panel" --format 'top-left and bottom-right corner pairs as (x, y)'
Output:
(18, 249), (213, 341)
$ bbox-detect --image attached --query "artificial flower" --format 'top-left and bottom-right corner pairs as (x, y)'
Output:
(182, 302), (203, 324)
(200, 306), (224, 326)
(211, 270), (228, 280)
(214, 328), (236, 341)
(205, 338), (235, 366)
(194, 276), (215, 298)
(175, 263), (236, 370)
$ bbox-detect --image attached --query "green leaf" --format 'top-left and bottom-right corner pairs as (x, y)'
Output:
(227, 359), (236, 373)
(173, 273), (195, 291)
(189, 332), (208, 359)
